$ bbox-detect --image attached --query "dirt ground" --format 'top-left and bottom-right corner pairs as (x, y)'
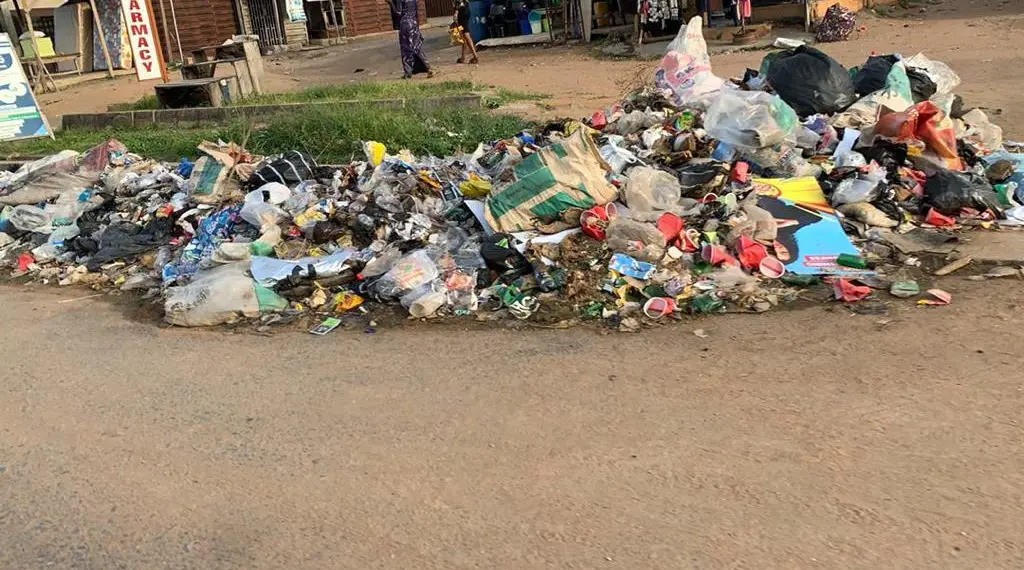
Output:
(2, 274), (1024, 568)
(5, 1), (1024, 568)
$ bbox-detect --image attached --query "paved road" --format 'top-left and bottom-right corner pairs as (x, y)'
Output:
(2, 277), (1023, 568)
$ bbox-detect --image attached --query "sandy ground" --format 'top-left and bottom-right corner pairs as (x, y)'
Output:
(5, 1), (1024, 567)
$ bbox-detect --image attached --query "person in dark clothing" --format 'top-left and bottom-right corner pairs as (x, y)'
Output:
(453, 0), (479, 64)
(388, 0), (433, 78)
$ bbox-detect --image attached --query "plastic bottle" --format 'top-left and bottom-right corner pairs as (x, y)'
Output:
(528, 254), (557, 292)
(836, 253), (872, 269)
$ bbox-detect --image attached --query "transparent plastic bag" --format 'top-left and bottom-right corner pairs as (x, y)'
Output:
(832, 178), (884, 207)
(704, 91), (798, 149)
(605, 217), (666, 263)
(623, 166), (682, 215)
(371, 250), (440, 299)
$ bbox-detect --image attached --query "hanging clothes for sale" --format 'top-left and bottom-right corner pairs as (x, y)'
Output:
(640, 0), (680, 28)
(737, 0), (751, 20)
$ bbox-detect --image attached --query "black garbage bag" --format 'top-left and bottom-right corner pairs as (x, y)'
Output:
(480, 233), (531, 283)
(852, 54), (937, 103)
(246, 151), (317, 190)
(852, 54), (897, 95)
(860, 141), (909, 182)
(766, 46), (857, 117)
(924, 170), (1002, 216)
(86, 217), (175, 271)
(906, 68), (937, 103)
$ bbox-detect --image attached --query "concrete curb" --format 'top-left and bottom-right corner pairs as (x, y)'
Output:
(60, 95), (484, 130)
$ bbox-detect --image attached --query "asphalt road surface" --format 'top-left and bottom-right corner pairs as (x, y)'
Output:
(2, 276), (1023, 568)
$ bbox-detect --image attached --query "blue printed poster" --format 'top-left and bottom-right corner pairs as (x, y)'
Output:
(0, 33), (51, 141)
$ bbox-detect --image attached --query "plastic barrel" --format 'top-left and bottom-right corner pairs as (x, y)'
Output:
(469, 1), (488, 43)
(529, 10), (543, 34)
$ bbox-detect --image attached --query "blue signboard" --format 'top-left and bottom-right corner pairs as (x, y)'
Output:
(0, 33), (51, 141)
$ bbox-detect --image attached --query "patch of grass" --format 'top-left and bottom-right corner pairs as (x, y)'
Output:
(108, 95), (160, 112)
(245, 80), (479, 105)
(106, 80), (548, 111)
(482, 87), (551, 109)
(0, 106), (531, 163)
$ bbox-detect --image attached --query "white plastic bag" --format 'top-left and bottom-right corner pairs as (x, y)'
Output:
(600, 144), (640, 174)
(240, 183), (290, 228)
(904, 53), (961, 95)
(9, 204), (52, 233)
(960, 109), (1003, 152)
(655, 16), (725, 108)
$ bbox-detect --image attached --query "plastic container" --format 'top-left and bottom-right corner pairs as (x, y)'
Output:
(468, 1), (488, 43)
(528, 10), (544, 34)
(519, 14), (531, 36)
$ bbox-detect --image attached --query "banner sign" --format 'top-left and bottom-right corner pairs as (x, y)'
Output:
(121, 0), (167, 81)
(287, 0), (306, 22)
(0, 33), (51, 141)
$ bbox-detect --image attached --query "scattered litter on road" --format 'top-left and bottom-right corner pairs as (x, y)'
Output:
(933, 255), (972, 276)
(918, 288), (953, 306)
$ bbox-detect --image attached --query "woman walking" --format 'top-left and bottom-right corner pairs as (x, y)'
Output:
(453, 0), (478, 64)
(390, 0), (433, 79)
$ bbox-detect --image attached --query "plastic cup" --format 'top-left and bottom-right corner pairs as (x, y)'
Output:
(759, 256), (786, 278)
(643, 297), (677, 319)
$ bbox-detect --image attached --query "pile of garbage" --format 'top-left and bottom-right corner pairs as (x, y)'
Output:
(1, 16), (1021, 330)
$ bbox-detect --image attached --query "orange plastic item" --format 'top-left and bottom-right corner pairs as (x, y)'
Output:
(833, 278), (872, 302)
(875, 101), (964, 171)
(735, 235), (768, 270)
(918, 288), (952, 306)
(925, 208), (957, 227)
(656, 213), (685, 247)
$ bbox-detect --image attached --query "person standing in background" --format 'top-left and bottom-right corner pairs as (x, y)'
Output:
(453, 0), (479, 64)
(388, 0), (434, 79)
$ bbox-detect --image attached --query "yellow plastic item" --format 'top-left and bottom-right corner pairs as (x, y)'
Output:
(334, 292), (364, 312)
(363, 141), (386, 167)
(21, 37), (55, 59)
(459, 176), (492, 199)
